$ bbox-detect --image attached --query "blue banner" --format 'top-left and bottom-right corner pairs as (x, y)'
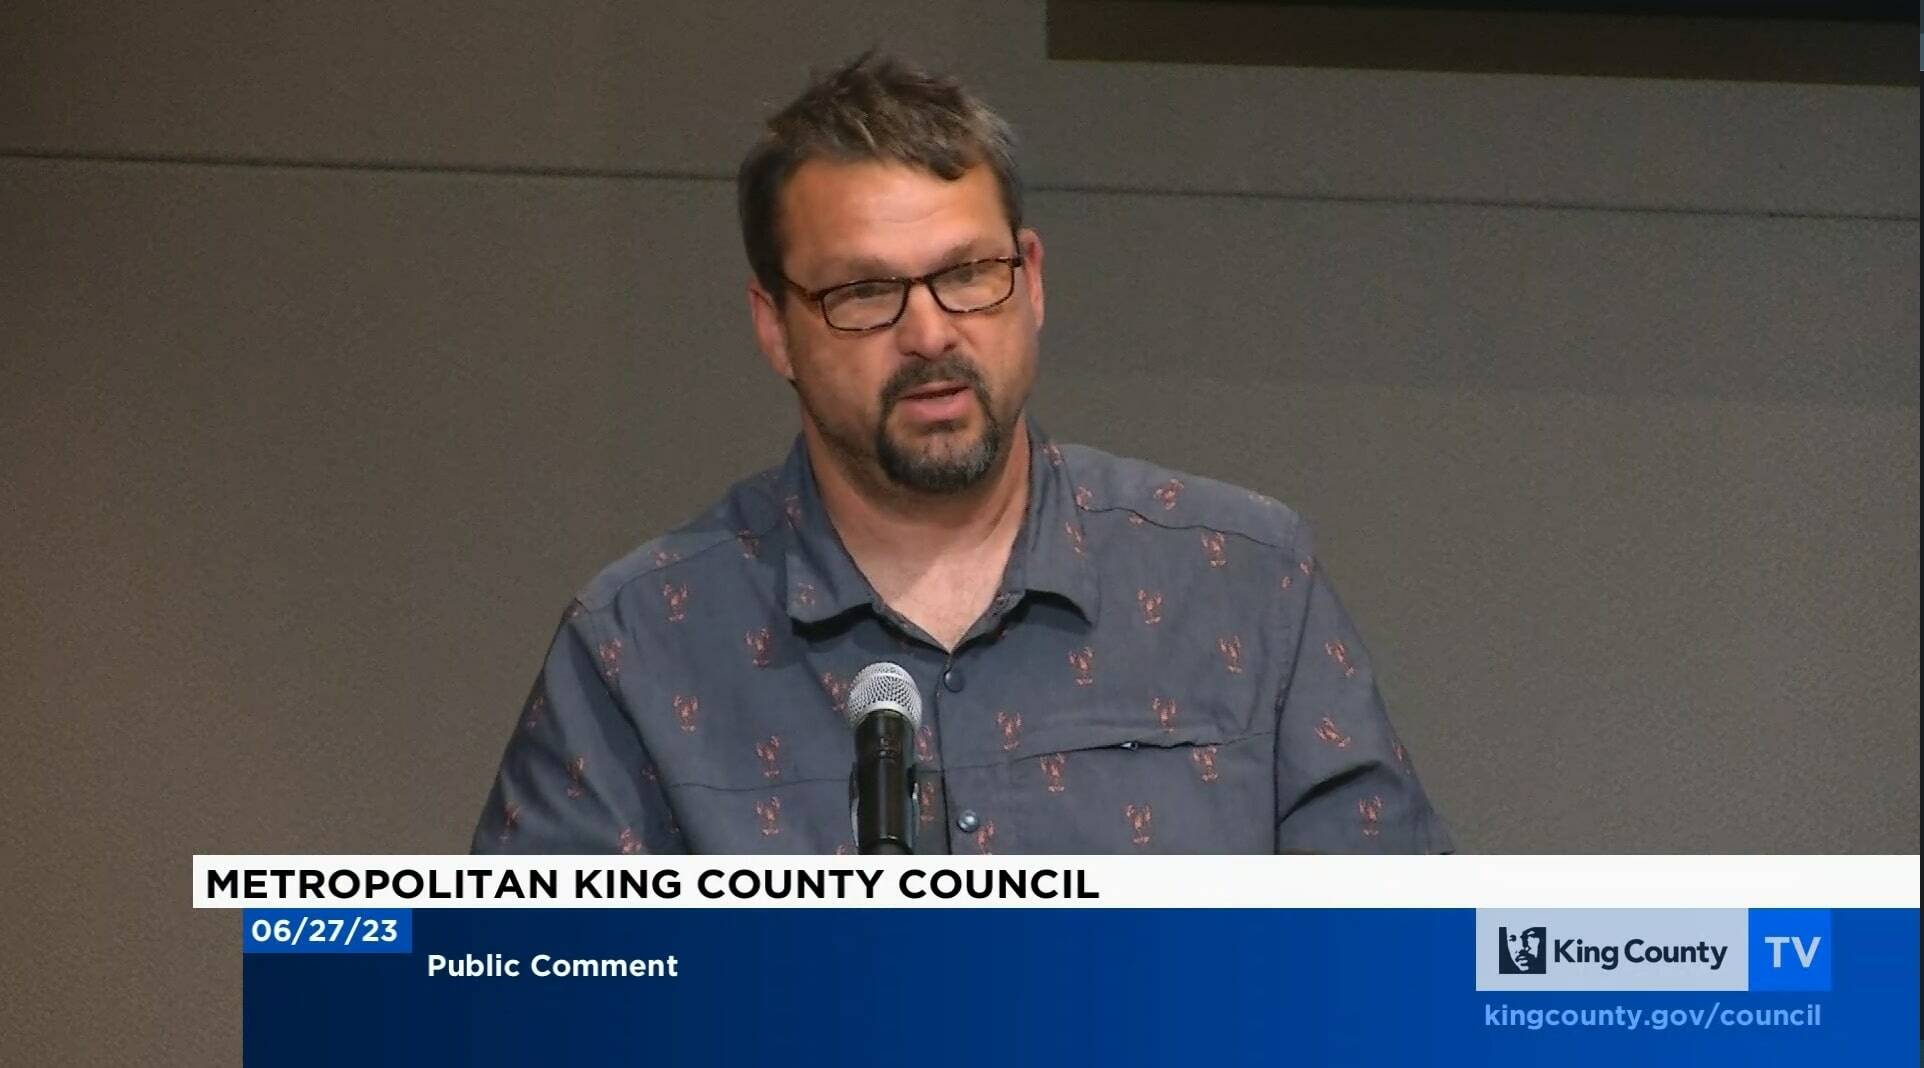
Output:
(242, 908), (1917, 1065)
(243, 909), (413, 954)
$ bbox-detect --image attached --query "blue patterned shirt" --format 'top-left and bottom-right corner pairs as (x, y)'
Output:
(471, 421), (1453, 854)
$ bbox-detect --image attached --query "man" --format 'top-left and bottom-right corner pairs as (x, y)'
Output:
(471, 52), (1452, 854)
(1516, 929), (1544, 972)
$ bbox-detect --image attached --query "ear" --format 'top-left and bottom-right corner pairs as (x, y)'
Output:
(1018, 227), (1045, 331)
(747, 280), (795, 382)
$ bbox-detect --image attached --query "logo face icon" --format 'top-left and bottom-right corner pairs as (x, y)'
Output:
(1498, 926), (1548, 975)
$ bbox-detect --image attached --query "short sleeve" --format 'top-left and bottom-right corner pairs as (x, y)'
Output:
(470, 604), (682, 855)
(1272, 525), (1455, 854)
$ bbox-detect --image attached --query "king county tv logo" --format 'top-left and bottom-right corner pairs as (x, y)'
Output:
(1498, 925), (1549, 975)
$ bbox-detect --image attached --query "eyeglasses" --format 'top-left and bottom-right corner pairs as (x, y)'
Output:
(784, 255), (1025, 332)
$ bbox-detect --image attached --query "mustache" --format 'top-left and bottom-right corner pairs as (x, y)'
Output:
(880, 357), (990, 411)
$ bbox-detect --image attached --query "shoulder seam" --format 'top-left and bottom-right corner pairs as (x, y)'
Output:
(1076, 502), (1297, 553)
(576, 481), (788, 612)
(1058, 442), (1298, 552)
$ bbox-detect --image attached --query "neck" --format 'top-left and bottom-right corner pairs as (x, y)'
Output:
(806, 417), (1033, 573)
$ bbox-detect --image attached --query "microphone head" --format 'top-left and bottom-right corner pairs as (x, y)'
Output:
(845, 661), (923, 732)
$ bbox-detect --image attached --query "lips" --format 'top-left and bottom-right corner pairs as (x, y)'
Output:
(900, 381), (968, 401)
(891, 380), (976, 424)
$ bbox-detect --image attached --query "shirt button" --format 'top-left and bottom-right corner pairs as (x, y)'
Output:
(943, 666), (965, 692)
(956, 810), (981, 833)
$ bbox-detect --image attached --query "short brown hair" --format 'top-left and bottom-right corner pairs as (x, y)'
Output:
(737, 51), (1024, 303)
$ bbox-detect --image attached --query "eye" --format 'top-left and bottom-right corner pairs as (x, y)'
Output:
(837, 281), (899, 302)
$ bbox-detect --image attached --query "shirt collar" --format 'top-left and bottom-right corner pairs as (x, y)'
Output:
(778, 440), (875, 625)
(1006, 420), (1101, 624)
(779, 417), (1100, 628)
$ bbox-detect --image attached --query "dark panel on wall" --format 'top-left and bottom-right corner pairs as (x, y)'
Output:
(1049, 0), (1919, 84)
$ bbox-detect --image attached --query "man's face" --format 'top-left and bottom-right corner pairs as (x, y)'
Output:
(749, 159), (1044, 494)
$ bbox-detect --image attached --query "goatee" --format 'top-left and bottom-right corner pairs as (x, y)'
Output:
(874, 357), (1008, 493)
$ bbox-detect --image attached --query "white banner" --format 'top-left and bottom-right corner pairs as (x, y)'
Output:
(192, 854), (1921, 909)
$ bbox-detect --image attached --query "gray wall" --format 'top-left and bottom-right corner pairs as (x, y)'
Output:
(3, 2), (1917, 1063)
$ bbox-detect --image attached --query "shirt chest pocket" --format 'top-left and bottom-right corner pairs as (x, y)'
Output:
(1012, 685), (1253, 756)
(979, 713), (1276, 854)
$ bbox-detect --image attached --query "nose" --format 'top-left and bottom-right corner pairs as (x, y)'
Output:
(891, 279), (963, 361)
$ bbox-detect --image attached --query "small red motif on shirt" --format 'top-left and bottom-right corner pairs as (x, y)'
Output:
(1315, 716), (1352, 748)
(995, 710), (1023, 752)
(1218, 634), (1245, 674)
(1152, 478), (1184, 511)
(819, 671), (849, 715)
(1325, 639), (1357, 678)
(1201, 530), (1227, 568)
(1192, 746), (1220, 783)
(1280, 573), (1294, 592)
(1040, 753), (1067, 794)
(783, 494), (803, 527)
(1153, 696), (1179, 732)
(498, 801), (520, 843)
(1041, 442), (1064, 467)
(792, 582), (817, 609)
(1068, 646), (1095, 686)
(1064, 520), (1086, 556)
(661, 582), (689, 622)
(754, 796), (782, 837)
(1074, 484), (1094, 509)
(1359, 795), (1384, 837)
(1393, 742), (1408, 770)
(652, 548), (680, 567)
(1300, 558), (1314, 575)
(745, 626), (773, 668)
(597, 639), (622, 681)
(1137, 590), (1163, 624)
(737, 529), (760, 559)
(1126, 513), (1146, 526)
(973, 820), (997, 854)
(522, 692), (545, 732)
(915, 725), (936, 764)
(672, 694), (699, 733)
(564, 755), (588, 799)
(917, 780), (938, 824)
(617, 826), (643, 854)
(1124, 803), (1154, 846)
(754, 736), (783, 781)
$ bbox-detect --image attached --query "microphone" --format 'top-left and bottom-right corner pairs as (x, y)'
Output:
(845, 662), (923, 855)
